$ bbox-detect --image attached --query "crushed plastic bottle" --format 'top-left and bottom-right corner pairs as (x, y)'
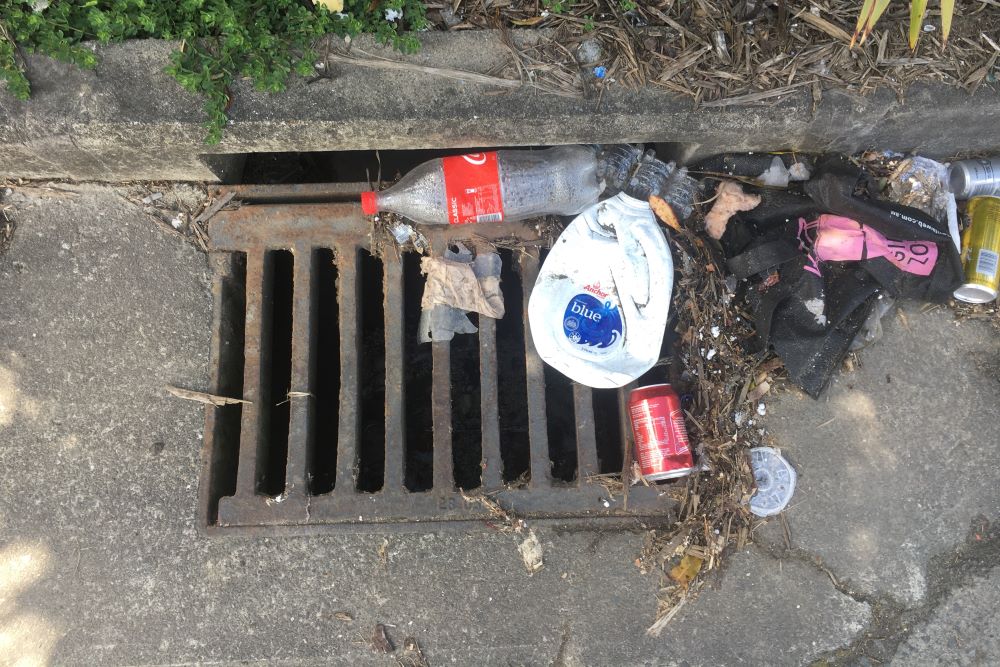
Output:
(361, 146), (611, 226)
(749, 447), (797, 517)
(527, 159), (674, 388)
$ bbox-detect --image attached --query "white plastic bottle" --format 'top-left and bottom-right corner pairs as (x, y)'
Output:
(527, 190), (674, 388)
(361, 146), (607, 225)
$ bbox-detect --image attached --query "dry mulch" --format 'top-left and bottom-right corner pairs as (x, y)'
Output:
(424, 0), (1000, 106)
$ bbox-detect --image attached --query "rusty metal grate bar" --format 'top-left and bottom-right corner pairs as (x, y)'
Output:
(199, 183), (677, 533)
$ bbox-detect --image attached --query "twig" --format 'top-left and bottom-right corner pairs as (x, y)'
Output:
(328, 48), (523, 89)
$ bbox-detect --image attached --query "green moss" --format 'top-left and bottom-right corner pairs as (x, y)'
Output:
(0, 0), (428, 143)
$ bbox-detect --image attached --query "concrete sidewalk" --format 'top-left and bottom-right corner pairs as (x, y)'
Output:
(0, 184), (996, 666)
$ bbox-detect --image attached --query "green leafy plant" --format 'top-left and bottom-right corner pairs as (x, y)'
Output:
(852, 0), (954, 49)
(0, 0), (428, 143)
(542, 0), (566, 14)
(582, 14), (595, 32)
(619, 0), (637, 12)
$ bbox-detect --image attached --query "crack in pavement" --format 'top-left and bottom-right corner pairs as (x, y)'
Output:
(757, 514), (999, 666)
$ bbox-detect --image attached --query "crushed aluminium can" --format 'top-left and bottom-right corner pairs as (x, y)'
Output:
(948, 158), (1000, 199)
(628, 384), (693, 481)
(954, 196), (1000, 304)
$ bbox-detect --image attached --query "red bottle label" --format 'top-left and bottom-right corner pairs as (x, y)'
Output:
(442, 152), (504, 225)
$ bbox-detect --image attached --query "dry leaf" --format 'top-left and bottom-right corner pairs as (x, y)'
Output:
(669, 554), (703, 586)
(371, 624), (394, 653)
(165, 385), (249, 407)
(511, 16), (546, 26)
(334, 611), (353, 622)
(314, 0), (344, 11)
(518, 530), (544, 575)
(649, 195), (682, 232)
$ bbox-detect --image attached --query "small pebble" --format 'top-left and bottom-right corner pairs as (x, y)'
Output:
(757, 403), (766, 416)
(711, 325), (721, 338)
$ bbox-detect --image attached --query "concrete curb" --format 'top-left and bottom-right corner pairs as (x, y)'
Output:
(1, 32), (998, 181)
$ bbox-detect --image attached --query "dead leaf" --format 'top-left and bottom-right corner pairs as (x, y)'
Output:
(165, 385), (249, 407)
(669, 554), (703, 586)
(334, 611), (353, 622)
(511, 16), (546, 26)
(315, 0), (345, 11)
(649, 195), (682, 232)
(371, 624), (394, 653)
(518, 530), (544, 575)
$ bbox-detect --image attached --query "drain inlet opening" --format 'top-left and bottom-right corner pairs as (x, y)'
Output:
(259, 249), (294, 496)
(357, 249), (386, 493)
(496, 249), (530, 484)
(206, 252), (247, 519)
(593, 388), (625, 475)
(451, 314), (482, 490)
(403, 252), (434, 492)
(310, 248), (340, 494)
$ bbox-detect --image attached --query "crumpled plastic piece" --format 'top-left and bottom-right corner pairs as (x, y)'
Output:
(419, 243), (504, 343)
(756, 156), (812, 188)
(886, 155), (961, 253)
(705, 181), (761, 240)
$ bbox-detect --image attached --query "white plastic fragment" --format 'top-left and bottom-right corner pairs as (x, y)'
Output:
(756, 402), (766, 416)
(749, 447), (797, 517)
(706, 348), (717, 360)
(384, 8), (403, 21)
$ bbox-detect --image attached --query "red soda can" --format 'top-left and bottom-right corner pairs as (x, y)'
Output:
(628, 384), (693, 481)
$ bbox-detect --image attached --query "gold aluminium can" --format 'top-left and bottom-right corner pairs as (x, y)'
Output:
(955, 196), (1000, 304)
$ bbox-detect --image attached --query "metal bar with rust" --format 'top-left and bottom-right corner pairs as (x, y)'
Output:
(236, 251), (273, 497)
(519, 248), (551, 489)
(478, 316), (502, 489)
(335, 246), (360, 492)
(573, 383), (599, 481)
(431, 341), (454, 492)
(383, 253), (405, 494)
(284, 245), (316, 497)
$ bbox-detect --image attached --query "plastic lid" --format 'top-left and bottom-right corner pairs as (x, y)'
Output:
(749, 447), (796, 517)
(361, 191), (378, 216)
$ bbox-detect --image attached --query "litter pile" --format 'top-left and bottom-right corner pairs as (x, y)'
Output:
(365, 145), (999, 630)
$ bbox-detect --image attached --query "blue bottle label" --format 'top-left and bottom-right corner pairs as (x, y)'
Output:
(562, 293), (623, 352)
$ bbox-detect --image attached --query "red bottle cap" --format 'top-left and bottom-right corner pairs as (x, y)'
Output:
(361, 191), (378, 216)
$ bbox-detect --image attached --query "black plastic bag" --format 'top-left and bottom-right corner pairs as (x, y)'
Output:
(714, 156), (962, 397)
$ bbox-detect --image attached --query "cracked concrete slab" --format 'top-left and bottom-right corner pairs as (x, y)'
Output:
(664, 547), (871, 666)
(761, 304), (1000, 606)
(892, 568), (1000, 666)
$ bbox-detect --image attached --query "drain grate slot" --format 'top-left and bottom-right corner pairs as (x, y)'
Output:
(201, 184), (677, 533)
(402, 252), (433, 492)
(311, 248), (339, 494)
(451, 321), (483, 491)
(358, 249), (386, 493)
(495, 249), (530, 484)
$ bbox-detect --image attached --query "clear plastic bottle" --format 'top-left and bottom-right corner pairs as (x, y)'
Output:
(361, 146), (609, 225)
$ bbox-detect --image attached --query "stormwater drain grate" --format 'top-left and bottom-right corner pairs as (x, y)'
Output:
(199, 182), (677, 533)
